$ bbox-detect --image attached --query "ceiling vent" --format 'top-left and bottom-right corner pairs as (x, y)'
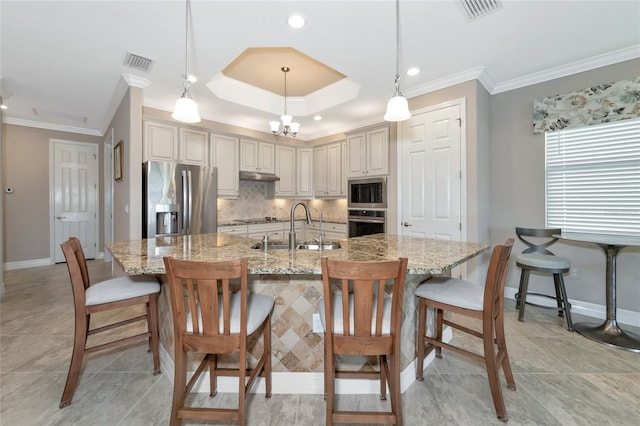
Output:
(124, 52), (155, 73)
(460, 0), (503, 20)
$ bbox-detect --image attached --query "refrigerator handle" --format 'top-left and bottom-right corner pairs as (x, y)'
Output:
(187, 169), (193, 234)
(182, 170), (188, 234)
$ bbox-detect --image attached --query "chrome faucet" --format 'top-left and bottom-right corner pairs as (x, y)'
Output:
(289, 202), (312, 250)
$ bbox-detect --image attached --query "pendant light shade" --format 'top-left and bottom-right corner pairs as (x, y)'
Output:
(172, 92), (200, 123)
(384, 0), (411, 122)
(172, 0), (201, 123)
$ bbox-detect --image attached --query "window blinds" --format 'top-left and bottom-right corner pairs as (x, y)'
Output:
(545, 118), (640, 236)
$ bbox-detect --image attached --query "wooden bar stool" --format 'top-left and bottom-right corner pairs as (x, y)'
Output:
(415, 240), (515, 422)
(163, 256), (274, 426)
(514, 227), (573, 331)
(59, 237), (160, 408)
(320, 257), (408, 426)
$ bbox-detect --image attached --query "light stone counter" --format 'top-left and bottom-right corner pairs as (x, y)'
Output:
(106, 233), (489, 394)
(107, 233), (487, 276)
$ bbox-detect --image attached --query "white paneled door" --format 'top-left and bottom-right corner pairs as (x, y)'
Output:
(400, 103), (462, 241)
(52, 140), (98, 263)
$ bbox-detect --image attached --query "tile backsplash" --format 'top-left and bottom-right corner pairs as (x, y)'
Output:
(217, 180), (347, 223)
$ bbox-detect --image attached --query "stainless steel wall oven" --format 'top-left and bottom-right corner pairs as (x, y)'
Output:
(348, 210), (386, 237)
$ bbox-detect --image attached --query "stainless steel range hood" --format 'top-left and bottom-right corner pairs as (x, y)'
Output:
(239, 171), (280, 182)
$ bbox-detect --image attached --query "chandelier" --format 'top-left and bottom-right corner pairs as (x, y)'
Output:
(269, 67), (300, 137)
(172, 0), (201, 123)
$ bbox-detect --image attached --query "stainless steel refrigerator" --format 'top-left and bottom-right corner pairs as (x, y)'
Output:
(143, 161), (218, 238)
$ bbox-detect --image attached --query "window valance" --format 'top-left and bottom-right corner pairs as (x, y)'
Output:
(533, 76), (640, 134)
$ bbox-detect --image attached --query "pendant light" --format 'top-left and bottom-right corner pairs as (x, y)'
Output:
(172, 0), (201, 123)
(269, 67), (300, 137)
(384, 0), (411, 122)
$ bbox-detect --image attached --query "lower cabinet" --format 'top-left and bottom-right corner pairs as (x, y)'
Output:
(246, 223), (286, 240)
(216, 224), (247, 236)
(305, 222), (347, 241)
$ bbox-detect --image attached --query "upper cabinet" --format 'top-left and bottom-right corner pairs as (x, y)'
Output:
(314, 141), (344, 198)
(240, 139), (275, 174)
(179, 128), (208, 166)
(346, 126), (389, 178)
(210, 133), (239, 198)
(296, 148), (314, 198)
(143, 121), (208, 166)
(275, 145), (296, 197)
(144, 121), (178, 162)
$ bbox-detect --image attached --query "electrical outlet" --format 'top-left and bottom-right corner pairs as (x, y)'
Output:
(312, 313), (323, 333)
(569, 267), (579, 278)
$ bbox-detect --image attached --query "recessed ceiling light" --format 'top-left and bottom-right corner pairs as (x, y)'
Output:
(314, 115), (322, 121)
(0, 104), (7, 110)
(407, 67), (420, 76)
(288, 15), (305, 29)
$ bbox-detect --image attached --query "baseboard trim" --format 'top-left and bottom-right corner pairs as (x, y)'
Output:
(158, 327), (452, 395)
(4, 252), (104, 271)
(504, 287), (640, 328)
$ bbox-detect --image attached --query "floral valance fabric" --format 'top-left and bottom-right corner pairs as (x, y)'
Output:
(533, 76), (640, 134)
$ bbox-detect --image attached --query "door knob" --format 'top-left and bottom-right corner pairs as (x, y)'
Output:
(56, 216), (67, 220)
(402, 222), (412, 227)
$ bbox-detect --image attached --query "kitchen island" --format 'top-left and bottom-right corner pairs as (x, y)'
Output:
(107, 233), (488, 394)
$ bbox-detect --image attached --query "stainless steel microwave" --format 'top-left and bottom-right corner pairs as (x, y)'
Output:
(348, 177), (387, 209)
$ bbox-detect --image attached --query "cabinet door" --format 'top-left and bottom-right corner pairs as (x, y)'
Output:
(211, 134), (239, 198)
(314, 145), (328, 195)
(296, 148), (314, 198)
(275, 145), (296, 197)
(179, 128), (208, 166)
(346, 132), (366, 178)
(327, 143), (342, 196)
(217, 225), (247, 236)
(366, 127), (389, 176)
(240, 139), (259, 172)
(259, 142), (275, 174)
(144, 121), (178, 162)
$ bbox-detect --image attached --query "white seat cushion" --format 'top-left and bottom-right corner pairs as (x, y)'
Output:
(516, 253), (570, 270)
(186, 293), (275, 335)
(85, 275), (160, 306)
(414, 277), (484, 311)
(318, 294), (392, 335)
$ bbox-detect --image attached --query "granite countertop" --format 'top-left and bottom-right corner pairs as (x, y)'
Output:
(218, 217), (347, 226)
(107, 233), (488, 276)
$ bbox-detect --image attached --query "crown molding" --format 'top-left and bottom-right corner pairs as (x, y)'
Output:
(121, 73), (151, 89)
(2, 116), (102, 136)
(491, 45), (640, 94)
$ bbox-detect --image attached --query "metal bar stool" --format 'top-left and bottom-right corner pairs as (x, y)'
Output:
(514, 227), (573, 331)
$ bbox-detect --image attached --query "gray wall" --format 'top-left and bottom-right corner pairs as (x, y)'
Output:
(490, 58), (640, 312)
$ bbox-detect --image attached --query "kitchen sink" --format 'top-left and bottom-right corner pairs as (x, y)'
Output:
(297, 241), (342, 250)
(250, 240), (342, 250)
(251, 241), (289, 250)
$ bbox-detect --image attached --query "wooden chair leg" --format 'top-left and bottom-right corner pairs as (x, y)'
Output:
(238, 351), (247, 426)
(264, 315), (272, 398)
(208, 354), (217, 397)
(416, 299), (427, 380)
(390, 351), (402, 426)
(517, 270), (530, 322)
(148, 294), (161, 374)
(495, 313), (516, 391)
(170, 349), (187, 426)
(483, 323), (507, 422)
(59, 312), (88, 408)
(324, 340), (335, 426)
(435, 308), (444, 358)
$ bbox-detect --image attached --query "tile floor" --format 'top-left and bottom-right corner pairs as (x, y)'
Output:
(1, 260), (639, 425)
